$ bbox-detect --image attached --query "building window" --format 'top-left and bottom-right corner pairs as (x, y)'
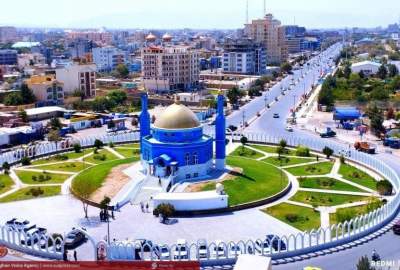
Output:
(192, 152), (198, 165)
(185, 153), (190, 166)
(193, 173), (198, 178)
(47, 88), (52, 93)
(186, 174), (191, 179)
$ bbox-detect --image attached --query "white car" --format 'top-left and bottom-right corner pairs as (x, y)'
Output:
(197, 239), (208, 259)
(174, 239), (188, 260)
(158, 245), (171, 260)
(228, 244), (243, 257)
(285, 126), (294, 132)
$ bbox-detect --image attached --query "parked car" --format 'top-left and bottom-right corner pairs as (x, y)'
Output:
(265, 234), (287, 251)
(158, 245), (171, 260)
(285, 126), (294, 132)
(135, 239), (154, 252)
(21, 228), (47, 245)
(319, 128), (336, 138)
(174, 239), (188, 260)
(273, 113), (280, 118)
(228, 125), (238, 132)
(197, 239), (208, 259)
(212, 240), (226, 258)
(64, 230), (87, 250)
(6, 219), (32, 232)
(255, 239), (270, 254)
(228, 244), (243, 257)
(393, 220), (400, 235)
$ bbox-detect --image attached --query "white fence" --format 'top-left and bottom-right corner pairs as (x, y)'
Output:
(0, 131), (399, 263)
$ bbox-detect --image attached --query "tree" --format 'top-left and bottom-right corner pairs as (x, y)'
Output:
(73, 143), (82, 153)
(387, 107), (395, 120)
(47, 129), (61, 149)
(107, 90), (127, 105)
(388, 64), (399, 77)
(18, 109), (28, 122)
(100, 196), (111, 210)
(280, 62), (292, 74)
(276, 146), (285, 159)
(227, 86), (244, 105)
(2, 162), (10, 174)
(21, 157), (31, 166)
(240, 136), (248, 151)
(367, 103), (384, 136)
(356, 255), (374, 270)
(115, 64), (129, 79)
(343, 65), (352, 79)
(4, 92), (23, 106)
(322, 146), (334, 159)
(358, 70), (365, 79)
(49, 117), (62, 130)
(20, 83), (36, 104)
(377, 64), (387, 80)
(94, 139), (104, 149)
(376, 179), (393, 196)
(279, 139), (287, 149)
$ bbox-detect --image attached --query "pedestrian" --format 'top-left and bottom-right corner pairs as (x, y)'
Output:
(145, 203), (149, 213)
(316, 155), (319, 161)
(73, 250), (77, 261)
(158, 176), (161, 186)
(111, 210), (115, 220)
(140, 202), (144, 213)
(63, 250), (68, 261)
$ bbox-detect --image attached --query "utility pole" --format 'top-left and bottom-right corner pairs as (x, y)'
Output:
(246, 0), (249, 24)
(264, 94), (268, 109)
(242, 110), (246, 128)
(263, 0), (266, 16)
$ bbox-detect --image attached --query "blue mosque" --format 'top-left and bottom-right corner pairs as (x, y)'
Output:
(139, 93), (226, 182)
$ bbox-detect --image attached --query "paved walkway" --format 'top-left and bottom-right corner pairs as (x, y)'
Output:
(105, 146), (125, 159)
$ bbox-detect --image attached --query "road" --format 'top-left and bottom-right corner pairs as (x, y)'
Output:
(238, 42), (400, 269)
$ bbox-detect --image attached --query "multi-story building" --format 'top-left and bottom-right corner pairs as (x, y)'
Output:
(0, 50), (18, 65)
(286, 36), (302, 54)
(55, 63), (97, 98)
(92, 46), (126, 72)
(142, 45), (200, 92)
(68, 38), (95, 59)
(66, 31), (112, 45)
(25, 75), (64, 104)
(0, 27), (17, 43)
(222, 38), (266, 75)
(244, 13), (288, 65)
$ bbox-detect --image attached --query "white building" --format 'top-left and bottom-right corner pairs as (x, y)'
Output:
(351, 61), (381, 76)
(55, 63), (97, 98)
(92, 46), (126, 72)
(142, 45), (200, 92)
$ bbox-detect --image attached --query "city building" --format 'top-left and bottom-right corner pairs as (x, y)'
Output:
(142, 45), (200, 92)
(139, 92), (225, 182)
(66, 30), (112, 45)
(0, 27), (17, 43)
(222, 38), (266, 75)
(55, 63), (97, 97)
(17, 53), (46, 69)
(351, 61), (381, 76)
(0, 50), (18, 65)
(92, 46), (126, 72)
(68, 38), (95, 59)
(25, 75), (64, 104)
(285, 36), (302, 54)
(244, 13), (288, 64)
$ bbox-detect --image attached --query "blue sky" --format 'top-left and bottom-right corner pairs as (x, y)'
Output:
(1, 0), (399, 29)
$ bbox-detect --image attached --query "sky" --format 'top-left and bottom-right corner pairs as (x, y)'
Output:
(1, 0), (399, 29)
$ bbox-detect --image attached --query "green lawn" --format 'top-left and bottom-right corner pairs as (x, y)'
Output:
(331, 199), (384, 224)
(339, 163), (377, 190)
(117, 143), (139, 149)
(32, 162), (89, 173)
(286, 162), (334, 176)
(0, 174), (14, 195)
(250, 144), (294, 155)
(202, 156), (288, 206)
(262, 203), (320, 231)
(84, 149), (120, 164)
(263, 156), (314, 167)
(298, 177), (364, 192)
(290, 191), (370, 207)
(31, 149), (93, 165)
(230, 146), (264, 159)
(0, 186), (61, 203)
(72, 157), (139, 197)
(114, 147), (140, 158)
(15, 170), (70, 184)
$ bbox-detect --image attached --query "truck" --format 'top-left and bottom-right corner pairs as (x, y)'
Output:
(319, 127), (336, 138)
(354, 141), (376, 154)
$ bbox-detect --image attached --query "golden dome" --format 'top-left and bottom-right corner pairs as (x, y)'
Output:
(146, 33), (157, 42)
(154, 103), (200, 129)
(162, 33), (172, 41)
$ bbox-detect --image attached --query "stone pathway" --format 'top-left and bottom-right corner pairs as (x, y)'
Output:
(105, 146), (125, 159)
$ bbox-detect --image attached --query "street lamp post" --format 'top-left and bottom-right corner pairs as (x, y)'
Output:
(264, 95), (268, 109)
(242, 110), (246, 128)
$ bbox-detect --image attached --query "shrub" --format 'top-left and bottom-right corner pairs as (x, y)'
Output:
(296, 146), (310, 157)
(29, 187), (44, 197)
(2, 162), (10, 173)
(154, 203), (176, 218)
(73, 143), (82, 153)
(376, 180), (393, 196)
(335, 208), (356, 223)
(322, 146), (334, 159)
(340, 155), (346, 164)
(109, 142), (114, 148)
(55, 154), (68, 161)
(32, 175), (37, 181)
(93, 154), (106, 161)
(133, 149), (140, 155)
(21, 157), (31, 166)
(0, 182), (5, 189)
(38, 174), (45, 182)
(94, 139), (104, 149)
(285, 213), (299, 223)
